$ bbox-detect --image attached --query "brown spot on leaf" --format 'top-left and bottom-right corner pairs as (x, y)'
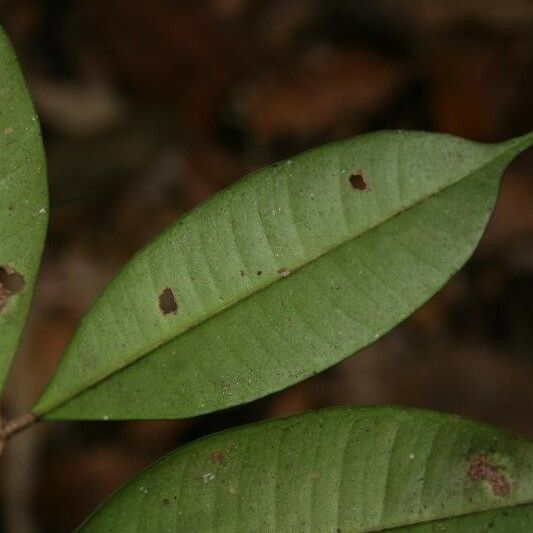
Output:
(162, 498), (171, 506)
(0, 265), (25, 312)
(159, 288), (178, 315)
(211, 450), (225, 465)
(257, 270), (263, 276)
(349, 172), (367, 191)
(468, 453), (511, 496)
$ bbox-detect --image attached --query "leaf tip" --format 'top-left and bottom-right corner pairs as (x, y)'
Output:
(500, 131), (533, 156)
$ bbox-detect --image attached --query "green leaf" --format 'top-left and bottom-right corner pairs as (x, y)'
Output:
(33, 130), (533, 420)
(78, 406), (533, 532)
(0, 26), (48, 391)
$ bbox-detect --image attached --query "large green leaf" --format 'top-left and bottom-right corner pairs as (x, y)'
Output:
(0, 27), (48, 391)
(34, 130), (533, 420)
(79, 406), (533, 531)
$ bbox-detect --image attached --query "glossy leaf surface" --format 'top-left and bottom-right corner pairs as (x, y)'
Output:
(79, 407), (533, 531)
(34, 130), (533, 419)
(0, 27), (48, 391)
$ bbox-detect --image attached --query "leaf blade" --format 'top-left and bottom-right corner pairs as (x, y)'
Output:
(78, 406), (533, 532)
(34, 131), (532, 419)
(0, 26), (48, 391)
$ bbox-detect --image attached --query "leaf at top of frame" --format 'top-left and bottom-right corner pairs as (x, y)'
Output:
(34, 129), (533, 420)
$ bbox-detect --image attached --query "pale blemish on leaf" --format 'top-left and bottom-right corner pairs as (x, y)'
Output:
(202, 472), (216, 483)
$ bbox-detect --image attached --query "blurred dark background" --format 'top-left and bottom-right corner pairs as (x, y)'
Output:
(0, 1), (532, 531)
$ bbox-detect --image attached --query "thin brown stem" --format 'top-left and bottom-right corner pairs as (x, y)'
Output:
(0, 413), (38, 442)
